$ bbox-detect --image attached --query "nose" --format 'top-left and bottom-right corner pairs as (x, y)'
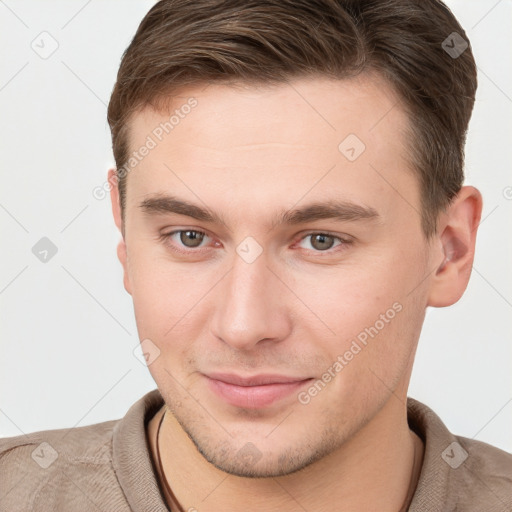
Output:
(210, 248), (292, 351)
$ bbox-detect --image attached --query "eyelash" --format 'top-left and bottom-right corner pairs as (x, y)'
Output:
(158, 229), (352, 256)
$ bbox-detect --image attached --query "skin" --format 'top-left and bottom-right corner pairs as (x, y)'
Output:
(109, 73), (482, 511)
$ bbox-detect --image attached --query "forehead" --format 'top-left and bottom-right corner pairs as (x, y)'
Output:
(123, 73), (419, 232)
(130, 72), (407, 153)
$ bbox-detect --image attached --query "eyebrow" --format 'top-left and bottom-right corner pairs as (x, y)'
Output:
(138, 193), (380, 229)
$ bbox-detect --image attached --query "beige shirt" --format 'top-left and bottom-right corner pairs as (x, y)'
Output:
(1, 388), (511, 511)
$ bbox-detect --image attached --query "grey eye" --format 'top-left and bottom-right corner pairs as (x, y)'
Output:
(179, 230), (206, 248)
(298, 233), (343, 252)
(309, 234), (336, 251)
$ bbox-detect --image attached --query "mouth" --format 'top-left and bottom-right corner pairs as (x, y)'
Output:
(203, 372), (314, 409)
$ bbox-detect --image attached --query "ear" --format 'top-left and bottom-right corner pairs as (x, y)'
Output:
(108, 168), (132, 296)
(427, 186), (483, 307)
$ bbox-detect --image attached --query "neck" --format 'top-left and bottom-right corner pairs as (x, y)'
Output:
(148, 396), (424, 512)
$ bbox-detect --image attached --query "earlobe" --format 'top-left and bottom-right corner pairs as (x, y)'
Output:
(427, 186), (483, 307)
(108, 167), (132, 295)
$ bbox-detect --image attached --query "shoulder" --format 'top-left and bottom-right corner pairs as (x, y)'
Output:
(0, 419), (130, 511)
(455, 434), (512, 503)
(407, 397), (512, 512)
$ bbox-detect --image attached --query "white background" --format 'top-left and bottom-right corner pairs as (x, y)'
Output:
(1, 0), (511, 453)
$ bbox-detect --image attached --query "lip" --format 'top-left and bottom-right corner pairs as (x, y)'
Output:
(204, 373), (313, 409)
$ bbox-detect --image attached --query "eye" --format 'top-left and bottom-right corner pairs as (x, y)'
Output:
(159, 229), (352, 256)
(296, 232), (350, 252)
(162, 230), (212, 251)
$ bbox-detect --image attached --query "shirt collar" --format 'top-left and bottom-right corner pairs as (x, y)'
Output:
(113, 388), (169, 512)
(112, 389), (456, 512)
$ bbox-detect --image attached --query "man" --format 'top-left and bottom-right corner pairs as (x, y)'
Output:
(1, 0), (511, 511)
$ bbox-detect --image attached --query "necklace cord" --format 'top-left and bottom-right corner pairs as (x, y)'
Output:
(156, 408), (186, 512)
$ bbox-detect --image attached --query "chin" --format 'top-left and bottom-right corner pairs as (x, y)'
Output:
(196, 440), (329, 478)
(176, 410), (347, 478)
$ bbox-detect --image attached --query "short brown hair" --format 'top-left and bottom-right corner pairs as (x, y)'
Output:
(107, 0), (477, 237)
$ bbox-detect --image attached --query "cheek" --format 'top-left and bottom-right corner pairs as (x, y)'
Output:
(127, 243), (217, 373)
(127, 243), (186, 341)
(296, 247), (428, 377)
(291, 263), (402, 339)
(130, 274), (175, 337)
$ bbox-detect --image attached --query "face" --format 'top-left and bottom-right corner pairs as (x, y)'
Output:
(114, 74), (438, 477)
